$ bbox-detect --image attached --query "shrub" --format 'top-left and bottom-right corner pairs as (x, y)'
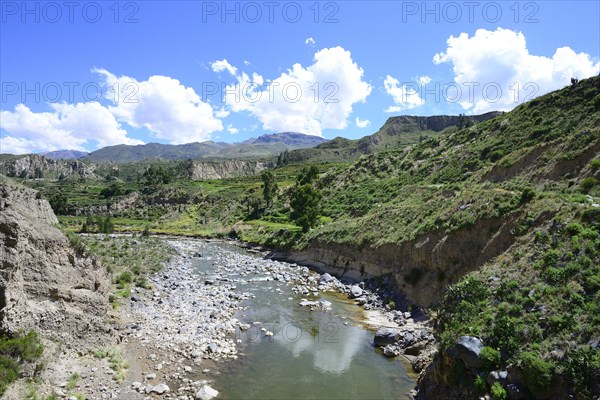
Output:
(590, 159), (600, 171)
(115, 271), (133, 285)
(520, 351), (554, 396)
(66, 232), (86, 254)
(0, 355), (18, 395)
(474, 375), (488, 393)
(480, 346), (501, 370)
(580, 177), (598, 194)
(0, 330), (44, 395)
(520, 187), (536, 204)
(490, 382), (507, 400)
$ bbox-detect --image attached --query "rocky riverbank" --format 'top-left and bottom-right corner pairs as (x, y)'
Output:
(6, 236), (435, 399)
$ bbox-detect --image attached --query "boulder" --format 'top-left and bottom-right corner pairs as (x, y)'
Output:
(349, 285), (363, 298)
(196, 384), (219, 400)
(448, 336), (483, 369)
(319, 273), (335, 284)
(150, 383), (170, 395)
(374, 327), (401, 346)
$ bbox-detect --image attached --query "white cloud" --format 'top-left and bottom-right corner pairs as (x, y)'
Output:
(0, 102), (142, 154)
(214, 107), (230, 118)
(355, 117), (371, 128)
(433, 28), (600, 113)
(94, 68), (223, 144)
(211, 59), (238, 76)
(383, 75), (430, 112)
(227, 125), (239, 134)
(305, 37), (316, 47)
(218, 46), (372, 136)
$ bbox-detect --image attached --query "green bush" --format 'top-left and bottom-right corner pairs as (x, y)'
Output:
(0, 355), (18, 395)
(474, 375), (488, 393)
(115, 271), (133, 285)
(520, 351), (554, 396)
(0, 331), (44, 395)
(590, 159), (600, 171)
(480, 346), (501, 370)
(580, 177), (598, 194)
(490, 382), (507, 400)
(520, 187), (536, 204)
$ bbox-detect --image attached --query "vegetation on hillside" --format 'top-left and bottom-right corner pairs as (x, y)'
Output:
(0, 330), (44, 395)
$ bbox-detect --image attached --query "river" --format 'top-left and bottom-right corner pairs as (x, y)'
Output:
(189, 241), (416, 400)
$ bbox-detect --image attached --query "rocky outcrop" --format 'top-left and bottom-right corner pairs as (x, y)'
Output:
(0, 178), (110, 343)
(276, 215), (521, 307)
(0, 154), (97, 180)
(382, 112), (503, 135)
(190, 160), (273, 180)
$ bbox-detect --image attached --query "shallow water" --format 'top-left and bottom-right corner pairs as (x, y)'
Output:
(192, 241), (415, 400)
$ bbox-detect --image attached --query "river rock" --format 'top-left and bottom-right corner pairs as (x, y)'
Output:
(487, 370), (509, 386)
(150, 383), (170, 395)
(196, 384), (219, 400)
(319, 273), (335, 284)
(349, 285), (363, 298)
(383, 344), (401, 357)
(374, 327), (401, 346)
(448, 336), (483, 368)
(207, 343), (218, 353)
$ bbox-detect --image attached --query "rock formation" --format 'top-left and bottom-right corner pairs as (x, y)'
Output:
(0, 178), (110, 344)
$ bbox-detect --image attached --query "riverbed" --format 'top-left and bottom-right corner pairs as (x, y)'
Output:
(189, 241), (416, 400)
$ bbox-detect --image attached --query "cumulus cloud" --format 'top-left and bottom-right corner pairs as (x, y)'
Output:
(433, 28), (600, 113)
(383, 75), (431, 112)
(211, 59), (238, 76)
(305, 37), (316, 47)
(355, 117), (371, 128)
(227, 125), (239, 134)
(214, 108), (230, 118)
(217, 46), (372, 136)
(0, 102), (142, 154)
(94, 68), (223, 144)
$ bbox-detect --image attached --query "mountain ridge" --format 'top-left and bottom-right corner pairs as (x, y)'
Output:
(84, 132), (327, 163)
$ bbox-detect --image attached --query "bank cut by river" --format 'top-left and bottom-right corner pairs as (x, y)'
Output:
(110, 238), (436, 400)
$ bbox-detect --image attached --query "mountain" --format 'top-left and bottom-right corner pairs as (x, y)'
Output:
(243, 132), (328, 147)
(279, 112), (503, 164)
(85, 132), (328, 163)
(40, 150), (89, 160)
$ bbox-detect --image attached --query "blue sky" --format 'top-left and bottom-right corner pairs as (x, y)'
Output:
(1, 1), (599, 153)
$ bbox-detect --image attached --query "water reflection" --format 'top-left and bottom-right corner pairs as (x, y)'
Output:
(272, 316), (364, 375)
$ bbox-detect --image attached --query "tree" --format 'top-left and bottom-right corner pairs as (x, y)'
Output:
(261, 170), (278, 207)
(142, 165), (172, 186)
(290, 184), (321, 233)
(100, 182), (124, 199)
(96, 215), (114, 234)
(297, 166), (319, 186)
(277, 150), (290, 166)
(49, 191), (68, 215)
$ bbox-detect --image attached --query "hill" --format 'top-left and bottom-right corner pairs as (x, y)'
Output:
(278, 112), (502, 164)
(85, 132), (327, 163)
(243, 131), (328, 147)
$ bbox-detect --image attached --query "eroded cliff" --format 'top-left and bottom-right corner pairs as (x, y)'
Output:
(0, 178), (110, 343)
